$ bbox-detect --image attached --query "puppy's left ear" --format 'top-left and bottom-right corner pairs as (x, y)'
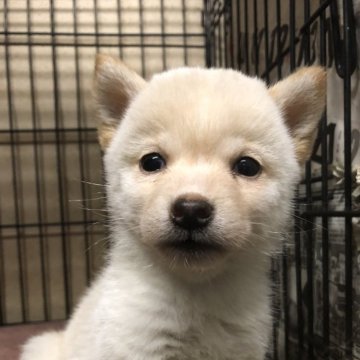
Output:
(94, 54), (147, 150)
(269, 67), (326, 165)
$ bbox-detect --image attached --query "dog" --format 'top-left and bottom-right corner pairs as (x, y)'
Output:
(21, 54), (326, 360)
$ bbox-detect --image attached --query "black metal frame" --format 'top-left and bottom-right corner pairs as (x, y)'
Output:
(205, 0), (359, 359)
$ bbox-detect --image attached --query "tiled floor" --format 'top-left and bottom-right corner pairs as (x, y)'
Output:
(0, 321), (65, 360)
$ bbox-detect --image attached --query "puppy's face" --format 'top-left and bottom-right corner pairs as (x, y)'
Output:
(95, 55), (326, 275)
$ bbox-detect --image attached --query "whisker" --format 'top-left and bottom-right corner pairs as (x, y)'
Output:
(70, 196), (106, 202)
(81, 180), (106, 187)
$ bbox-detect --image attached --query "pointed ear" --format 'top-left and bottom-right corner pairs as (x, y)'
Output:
(269, 67), (326, 165)
(94, 54), (147, 150)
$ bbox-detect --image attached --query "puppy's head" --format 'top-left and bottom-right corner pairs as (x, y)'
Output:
(94, 54), (326, 276)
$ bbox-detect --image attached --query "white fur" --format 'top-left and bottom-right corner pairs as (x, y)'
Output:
(21, 63), (324, 360)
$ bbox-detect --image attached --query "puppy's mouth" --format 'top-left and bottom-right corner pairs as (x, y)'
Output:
(159, 233), (225, 259)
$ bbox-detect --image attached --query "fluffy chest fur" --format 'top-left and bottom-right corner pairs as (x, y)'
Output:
(64, 253), (271, 360)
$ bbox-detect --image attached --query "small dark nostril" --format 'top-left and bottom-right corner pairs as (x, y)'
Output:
(171, 196), (214, 230)
(196, 204), (213, 220)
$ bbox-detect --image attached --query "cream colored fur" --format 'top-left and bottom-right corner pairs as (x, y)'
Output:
(21, 55), (326, 360)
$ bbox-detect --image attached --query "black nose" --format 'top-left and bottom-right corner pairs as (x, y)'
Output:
(171, 196), (214, 230)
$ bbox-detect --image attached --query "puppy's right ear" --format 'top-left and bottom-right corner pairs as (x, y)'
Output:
(94, 54), (147, 150)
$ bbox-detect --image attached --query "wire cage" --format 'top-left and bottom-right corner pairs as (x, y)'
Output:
(1, 0), (360, 359)
(204, 0), (360, 359)
(0, 0), (206, 324)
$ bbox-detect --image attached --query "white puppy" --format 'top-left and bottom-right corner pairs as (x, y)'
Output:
(21, 55), (326, 360)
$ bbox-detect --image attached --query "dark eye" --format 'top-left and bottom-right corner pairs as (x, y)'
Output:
(140, 153), (166, 172)
(233, 156), (261, 177)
